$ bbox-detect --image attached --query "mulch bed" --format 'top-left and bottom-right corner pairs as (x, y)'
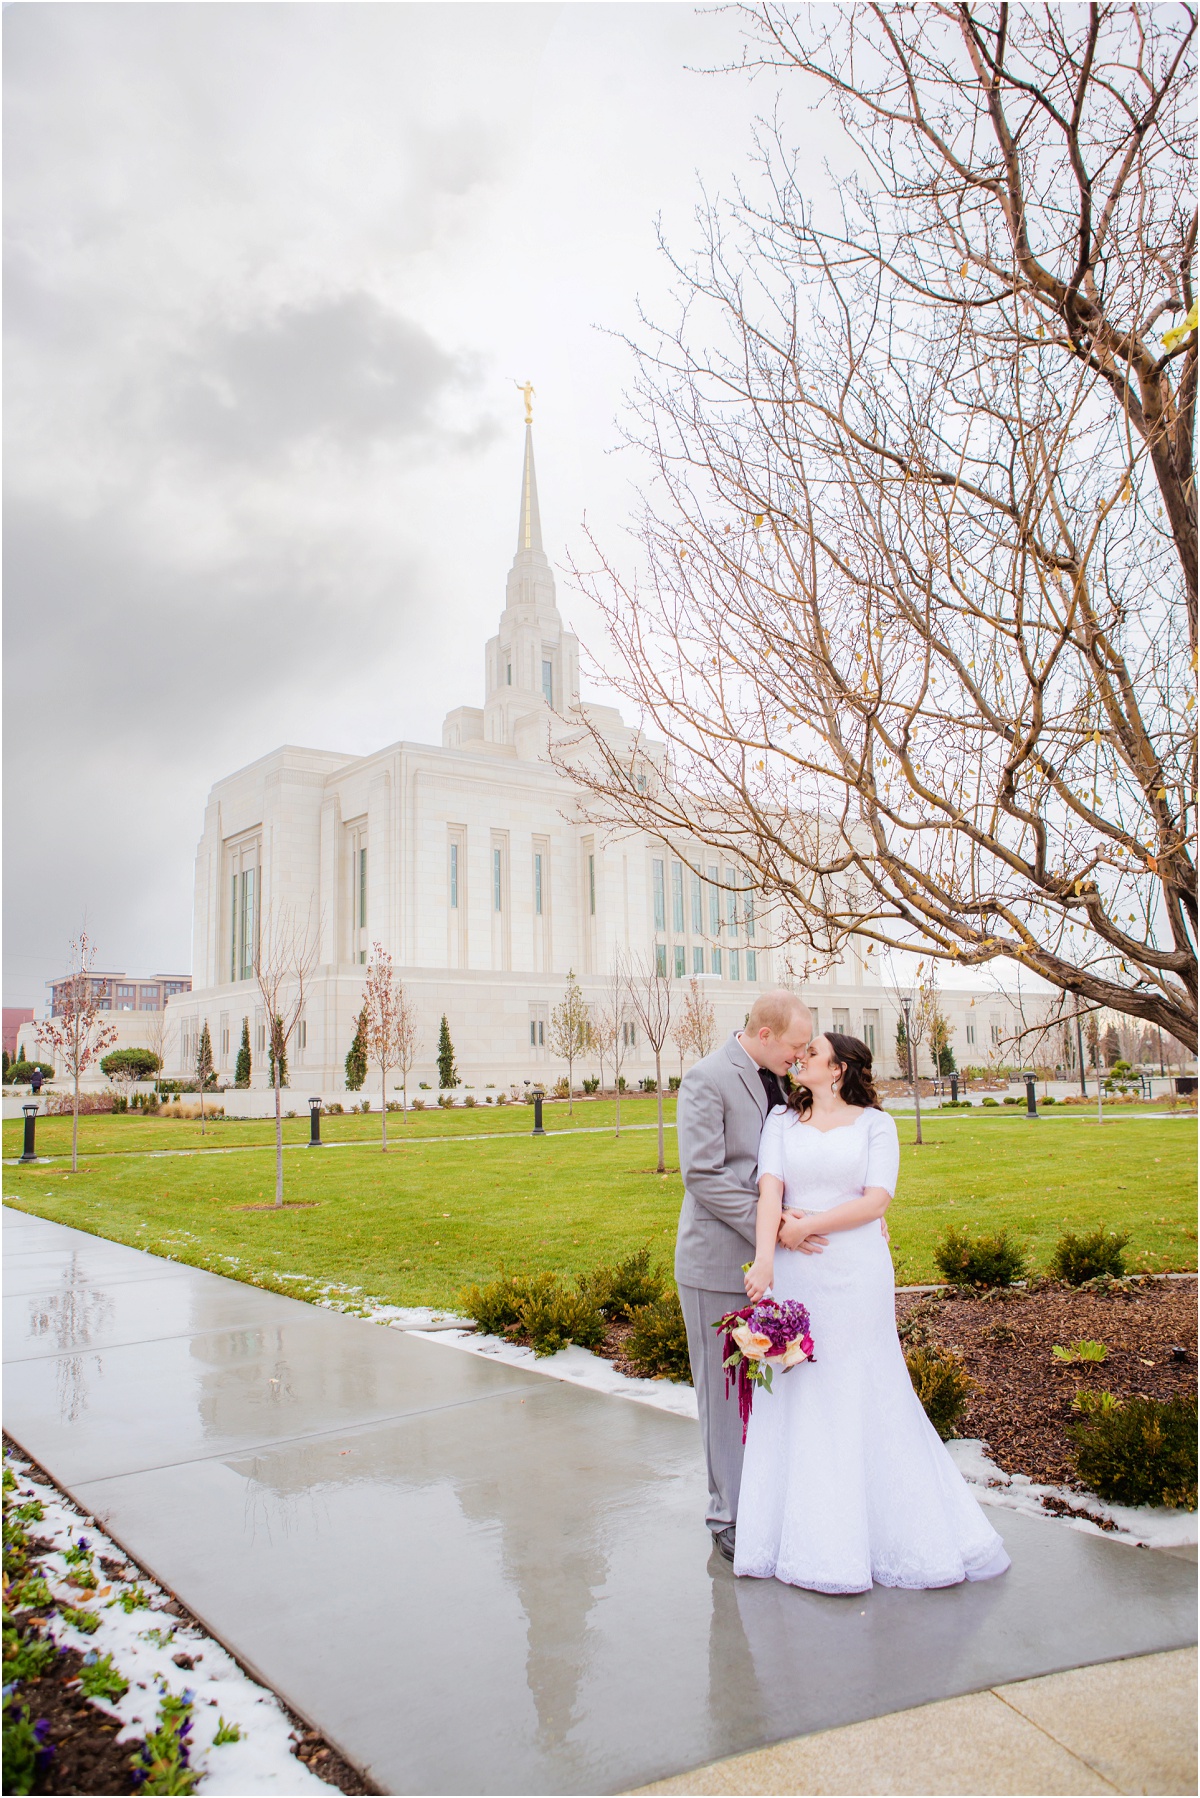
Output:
(896, 1276), (1198, 1487)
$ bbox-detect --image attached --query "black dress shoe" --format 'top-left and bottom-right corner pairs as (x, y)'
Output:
(713, 1526), (736, 1562)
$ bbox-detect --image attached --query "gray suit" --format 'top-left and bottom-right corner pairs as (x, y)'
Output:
(675, 1032), (772, 1533)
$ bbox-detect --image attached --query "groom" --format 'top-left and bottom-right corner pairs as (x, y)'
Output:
(676, 990), (816, 1561)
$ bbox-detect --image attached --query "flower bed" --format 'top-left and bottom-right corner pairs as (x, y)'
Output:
(896, 1276), (1197, 1488)
(2, 1443), (366, 1796)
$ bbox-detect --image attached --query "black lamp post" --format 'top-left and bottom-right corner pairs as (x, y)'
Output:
(531, 1084), (546, 1137)
(1075, 1008), (1088, 1097)
(1024, 1074), (1038, 1117)
(19, 1103), (39, 1164)
(307, 1097), (323, 1147)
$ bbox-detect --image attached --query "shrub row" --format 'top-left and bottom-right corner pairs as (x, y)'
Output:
(931, 1225), (1131, 1290)
(458, 1250), (692, 1381)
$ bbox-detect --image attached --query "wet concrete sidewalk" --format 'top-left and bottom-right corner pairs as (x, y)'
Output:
(4, 1207), (1196, 1797)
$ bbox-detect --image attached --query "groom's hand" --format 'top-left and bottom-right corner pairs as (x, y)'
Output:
(777, 1213), (828, 1254)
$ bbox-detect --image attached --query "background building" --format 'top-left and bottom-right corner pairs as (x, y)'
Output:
(166, 428), (1034, 1095)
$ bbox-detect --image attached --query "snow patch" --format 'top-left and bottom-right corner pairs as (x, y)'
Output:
(4, 1449), (340, 1794)
(946, 1438), (1198, 1549)
(406, 1324), (701, 1418)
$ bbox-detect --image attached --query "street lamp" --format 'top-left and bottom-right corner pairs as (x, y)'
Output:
(307, 1097), (323, 1147)
(1075, 1006), (1088, 1098)
(531, 1083), (546, 1138)
(19, 1102), (39, 1164)
(900, 993), (923, 1146)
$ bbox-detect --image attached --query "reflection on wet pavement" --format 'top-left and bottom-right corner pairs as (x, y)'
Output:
(4, 1207), (1196, 1796)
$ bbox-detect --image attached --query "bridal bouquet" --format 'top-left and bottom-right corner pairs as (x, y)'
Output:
(714, 1298), (815, 1442)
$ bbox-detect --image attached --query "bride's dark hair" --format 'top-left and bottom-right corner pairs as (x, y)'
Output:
(786, 1032), (883, 1117)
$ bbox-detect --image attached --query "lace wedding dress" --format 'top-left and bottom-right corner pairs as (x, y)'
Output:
(734, 1105), (1011, 1593)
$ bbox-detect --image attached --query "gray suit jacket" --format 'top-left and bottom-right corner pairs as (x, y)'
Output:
(675, 1033), (772, 1290)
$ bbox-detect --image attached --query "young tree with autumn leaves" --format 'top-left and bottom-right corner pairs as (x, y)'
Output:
(37, 931), (118, 1171)
(360, 943), (419, 1149)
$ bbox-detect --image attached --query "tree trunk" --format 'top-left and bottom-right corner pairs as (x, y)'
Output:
(402, 1073), (408, 1123)
(567, 1060), (574, 1116)
(274, 1076), (284, 1204)
(654, 1051), (665, 1173)
(910, 1047), (923, 1148)
(381, 1062), (388, 1151)
(614, 1074), (621, 1138)
(71, 1071), (79, 1173)
(199, 1080), (205, 1136)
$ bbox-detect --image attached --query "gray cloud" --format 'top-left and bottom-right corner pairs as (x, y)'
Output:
(163, 295), (467, 459)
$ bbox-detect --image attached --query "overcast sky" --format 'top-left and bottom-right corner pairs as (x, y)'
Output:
(3, 1), (847, 1006)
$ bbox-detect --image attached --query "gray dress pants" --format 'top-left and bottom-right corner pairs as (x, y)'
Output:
(678, 1282), (748, 1534)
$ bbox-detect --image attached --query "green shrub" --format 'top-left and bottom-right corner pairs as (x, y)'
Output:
(639, 1076), (658, 1093)
(521, 1284), (605, 1356)
(1003, 1095), (1021, 1105)
(624, 1291), (693, 1383)
(581, 1247), (668, 1321)
(5, 1061), (54, 1085)
(99, 1047), (162, 1081)
(582, 1078), (600, 1094)
(1049, 1227), (1131, 1286)
(905, 1344), (975, 1439)
(933, 1225), (1026, 1288)
(1069, 1394), (1197, 1509)
(981, 1096), (999, 1106)
(1041, 1095), (1057, 1105)
(463, 1094), (476, 1108)
(458, 1271), (558, 1336)
(668, 1075), (681, 1091)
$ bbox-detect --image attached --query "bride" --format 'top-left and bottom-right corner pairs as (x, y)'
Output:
(734, 1031), (1011, 1593)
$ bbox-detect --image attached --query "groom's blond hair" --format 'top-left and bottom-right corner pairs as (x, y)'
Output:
(745, 990), (812, 1037)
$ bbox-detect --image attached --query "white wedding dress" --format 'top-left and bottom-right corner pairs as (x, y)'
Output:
(734, 1105), (1011, 1593)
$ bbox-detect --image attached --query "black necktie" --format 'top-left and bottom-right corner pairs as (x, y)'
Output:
(759, 1066), (785, 1111)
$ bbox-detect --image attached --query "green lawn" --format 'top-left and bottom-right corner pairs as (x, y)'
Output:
(3, 1108), (1194, 1308)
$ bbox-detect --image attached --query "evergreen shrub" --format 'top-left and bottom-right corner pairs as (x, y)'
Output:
(624, 1292), (693, 1383)
(521, 1284), (605, 1356)
(581, 1247), (668, 1320)
(934, 1225), (1026, 1288)
(981, 1096), (999, 1106)
(582, 1078), (600, 1094)
(1069, 1393), (1197, 1509)
(1049, 1227), (1131, 1286)
(905, 1344), (975, 1439)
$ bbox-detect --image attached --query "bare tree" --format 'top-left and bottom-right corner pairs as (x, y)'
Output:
(594, 960), (634, 1136)
(254, 904), (319, 1204)
(625, 953), (674, 1173)
(37, 932), (118, 1172)
(565, 5), (1196, 1051)
(671, 974), (719, 1083)
(360, 942), (414, 1151)
(548, 970), (593, 1116)
(145, 1008), (167, 1094)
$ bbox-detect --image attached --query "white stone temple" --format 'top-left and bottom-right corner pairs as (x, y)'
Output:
(166, 424), (1026, 1094)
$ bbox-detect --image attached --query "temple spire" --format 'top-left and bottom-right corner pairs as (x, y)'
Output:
(516, 421), (543, 555)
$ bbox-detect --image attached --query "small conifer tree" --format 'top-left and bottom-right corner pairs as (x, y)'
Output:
(234, 1017), (251, 1087)
(345, 1005), (368, 1092)
(268, 1015), (288, 1088)
(437, 1014), (459, 1089)
(196, 1021), (215, 1089)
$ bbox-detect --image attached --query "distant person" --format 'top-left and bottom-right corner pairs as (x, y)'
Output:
(29, 1066), (44, 1094)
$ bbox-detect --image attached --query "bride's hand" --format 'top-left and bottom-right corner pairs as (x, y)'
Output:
(744, 1259), (773, 1303)
(778, 1211), (828, 1254)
